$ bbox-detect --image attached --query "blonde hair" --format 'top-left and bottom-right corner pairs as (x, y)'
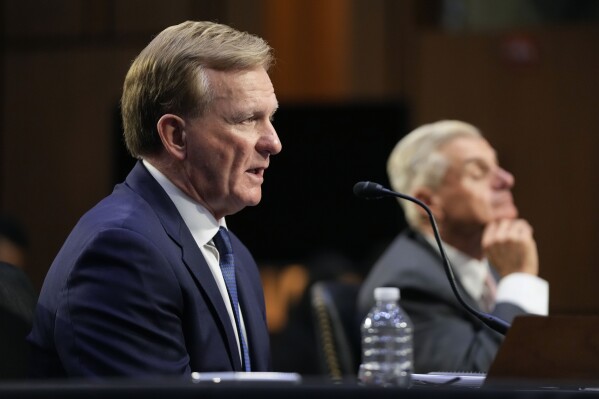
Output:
(121, 21), (274, 158)
(387, 120), (482, 227)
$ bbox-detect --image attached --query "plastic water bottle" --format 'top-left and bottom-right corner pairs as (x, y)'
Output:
(358, 287), (413, 388)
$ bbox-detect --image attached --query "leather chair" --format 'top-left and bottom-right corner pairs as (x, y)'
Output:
(310, 280), (362, 381)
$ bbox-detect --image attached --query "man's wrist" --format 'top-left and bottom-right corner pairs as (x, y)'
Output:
(495, 273), (549, 315)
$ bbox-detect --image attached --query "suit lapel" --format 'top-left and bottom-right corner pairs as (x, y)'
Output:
(124, 162), (242, 371)
(179, 232), (243, 371)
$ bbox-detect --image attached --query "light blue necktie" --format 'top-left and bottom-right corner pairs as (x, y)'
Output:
(213, 227), (251, 371)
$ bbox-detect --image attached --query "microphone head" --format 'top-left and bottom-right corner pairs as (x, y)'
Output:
(353, 181), (388, 199)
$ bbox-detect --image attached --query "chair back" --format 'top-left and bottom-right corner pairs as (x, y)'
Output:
(310, 280), (361, 380)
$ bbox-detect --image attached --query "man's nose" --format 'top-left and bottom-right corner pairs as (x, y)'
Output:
(258, 122), (282, 157)
(494, 167), (514, 188)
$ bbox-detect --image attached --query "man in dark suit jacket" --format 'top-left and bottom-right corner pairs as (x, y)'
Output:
(28, 21), (281, 378)
(358, 120), (548, 373)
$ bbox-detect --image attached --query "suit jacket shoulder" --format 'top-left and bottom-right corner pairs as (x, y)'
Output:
(358, 228), (459, 317)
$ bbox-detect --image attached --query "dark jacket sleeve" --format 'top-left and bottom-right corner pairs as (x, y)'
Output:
(401, 287), (525, 373)
(52, 228), (191, 377)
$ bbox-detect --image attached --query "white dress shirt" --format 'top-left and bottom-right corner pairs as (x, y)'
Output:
(143, 160), (247, 362)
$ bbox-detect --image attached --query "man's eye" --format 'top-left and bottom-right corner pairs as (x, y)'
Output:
(469, 170), (486, 179)
(464, 164), (489, 180)
(240, 116), (257, 124)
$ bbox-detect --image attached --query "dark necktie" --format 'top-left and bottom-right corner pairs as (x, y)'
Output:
(213, 227), (251, 371)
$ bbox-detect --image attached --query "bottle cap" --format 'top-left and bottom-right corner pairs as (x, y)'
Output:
(374, 287), (400, 301)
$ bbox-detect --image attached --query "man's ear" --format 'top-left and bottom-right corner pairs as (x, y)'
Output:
(413, 186), (444, 221)
(157, 114), (186, 160)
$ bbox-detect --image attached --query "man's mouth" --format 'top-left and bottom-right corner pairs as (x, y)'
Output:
(247, 168), (265, 177)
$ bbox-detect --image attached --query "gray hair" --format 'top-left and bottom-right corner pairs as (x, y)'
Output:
(387, 120), (482, 228)
(121, 21), (274, 158)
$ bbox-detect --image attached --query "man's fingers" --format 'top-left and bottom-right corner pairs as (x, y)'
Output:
(484, 219), (533, 245)
(483, 218), (538, 276)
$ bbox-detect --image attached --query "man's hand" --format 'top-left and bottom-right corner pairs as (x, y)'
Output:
(482, 219), (539, 277)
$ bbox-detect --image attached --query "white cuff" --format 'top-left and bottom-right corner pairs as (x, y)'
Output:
(495, 273), (549, 316)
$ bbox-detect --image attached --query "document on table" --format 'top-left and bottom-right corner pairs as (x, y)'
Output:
(412, 372), (486, 388)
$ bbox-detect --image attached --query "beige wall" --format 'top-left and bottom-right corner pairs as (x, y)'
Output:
(1, 0), (598, 314)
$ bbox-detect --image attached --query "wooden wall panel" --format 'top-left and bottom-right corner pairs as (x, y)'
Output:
(412, 26), (599, 314)
(263, 0), (351, 101)
(1, 48), (137, 288)
(2, 0), (598, 318)
(4, 0), (88, 37)
(114, 0), (195, 34)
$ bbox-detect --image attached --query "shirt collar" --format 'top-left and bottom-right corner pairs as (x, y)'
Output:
(142, 159), (226, 245)
(422, 233), (490, 301)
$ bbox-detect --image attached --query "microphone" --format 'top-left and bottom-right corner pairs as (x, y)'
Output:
(354, 181), (510, 335)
